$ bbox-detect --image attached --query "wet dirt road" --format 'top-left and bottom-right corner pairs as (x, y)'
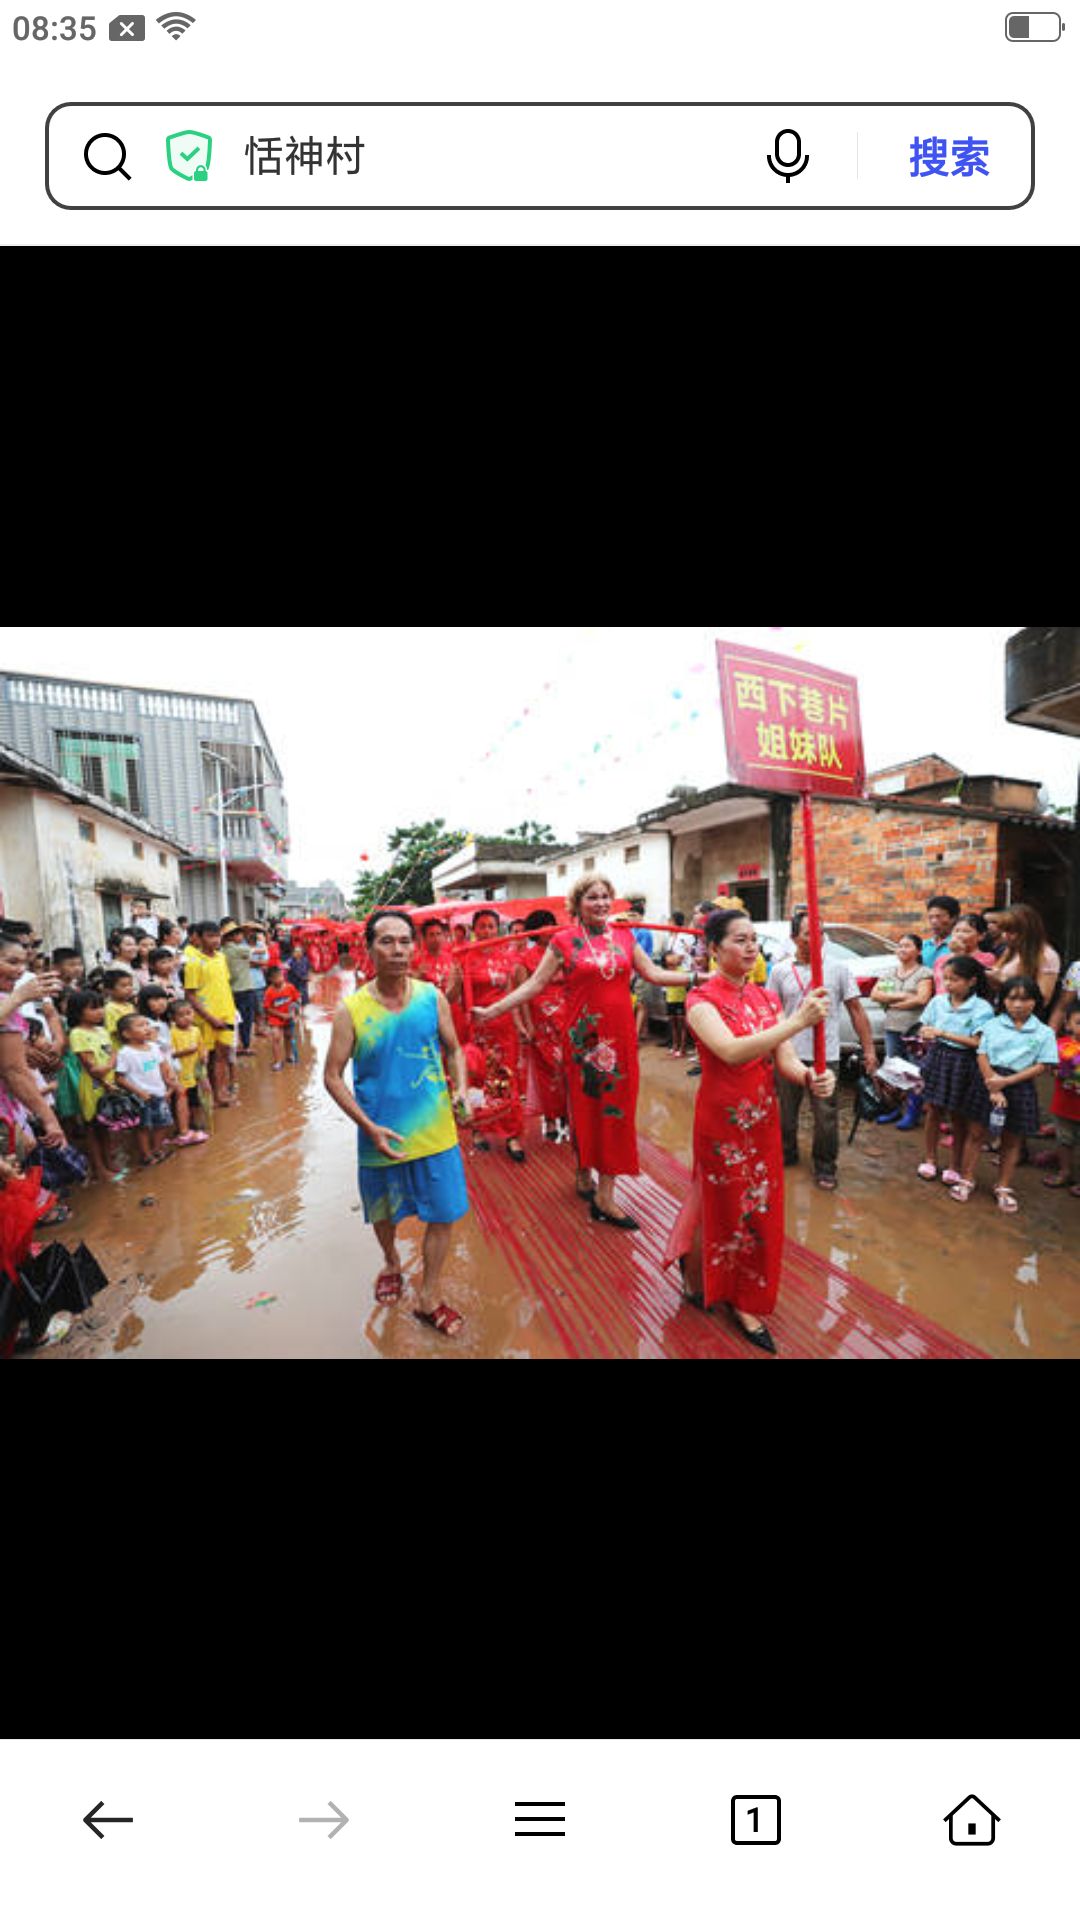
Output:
(26, 972), (1080, 1360)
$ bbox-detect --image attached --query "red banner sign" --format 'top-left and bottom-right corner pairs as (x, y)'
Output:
(716, 640), (866, 797)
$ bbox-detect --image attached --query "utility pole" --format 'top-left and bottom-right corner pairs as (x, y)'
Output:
(217, 776), (229, 919)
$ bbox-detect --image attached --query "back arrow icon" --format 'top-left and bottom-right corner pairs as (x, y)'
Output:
(299, 1801), (349, 1839)
(84, 1802), (135, 1839)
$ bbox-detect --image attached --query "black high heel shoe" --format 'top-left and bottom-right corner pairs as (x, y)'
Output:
(678, 1256), (705, 1310)
(727, 1305), (777, 1355)
(590, 1199), (640, 1231)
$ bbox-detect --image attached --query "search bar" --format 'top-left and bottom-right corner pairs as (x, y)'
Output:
(46, 103), (1035, 210)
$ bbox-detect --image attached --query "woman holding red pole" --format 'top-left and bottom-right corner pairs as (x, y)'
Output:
(463, 909), (528, 1163)
(664, 909), (832, 1354)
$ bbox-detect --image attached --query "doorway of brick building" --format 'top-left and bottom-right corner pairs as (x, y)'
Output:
(732, 881), (769, 920)
(1015, 849), (1071, 955)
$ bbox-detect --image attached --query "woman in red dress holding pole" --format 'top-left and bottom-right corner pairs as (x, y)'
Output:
(517, 909), (568, 1141)
(475, 877), (693, 1225)
(463, 909), (527, 1163)
(664, 908), (832, 1354)
(412, 918), (462, 1002)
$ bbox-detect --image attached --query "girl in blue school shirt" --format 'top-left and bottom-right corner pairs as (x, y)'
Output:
(955, 977), (1060, 1213)
(915, 956), (996, 1187)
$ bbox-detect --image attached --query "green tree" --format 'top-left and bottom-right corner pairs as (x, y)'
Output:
(502, 821), (558, 845)
(351, 820), (468, 916)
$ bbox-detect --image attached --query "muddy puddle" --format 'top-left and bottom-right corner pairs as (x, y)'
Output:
(24, 974), (1080, 1360)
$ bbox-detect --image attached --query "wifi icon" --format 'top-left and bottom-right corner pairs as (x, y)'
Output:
(157, 9), (194, 35)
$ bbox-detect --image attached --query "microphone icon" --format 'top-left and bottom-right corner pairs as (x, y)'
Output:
(767, 128), (810, 181)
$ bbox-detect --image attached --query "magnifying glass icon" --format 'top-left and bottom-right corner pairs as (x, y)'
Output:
(84, 132), (131, 180)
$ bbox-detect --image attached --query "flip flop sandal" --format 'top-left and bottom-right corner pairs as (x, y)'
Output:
(942, 1170), (964, 1187)
(949, 1180), (975, 1204)
(413, 1304), (465, 1338)
(375, 1270), (404, 1304)
(917, 1163), (938, 1181)
(1071, 1186), (1080, 1199)
(994, 1187), (1019, 1214)
(1042, 1174), (1070, 1189)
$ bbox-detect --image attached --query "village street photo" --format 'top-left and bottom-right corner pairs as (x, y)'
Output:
(1, 626), (1077, 1360)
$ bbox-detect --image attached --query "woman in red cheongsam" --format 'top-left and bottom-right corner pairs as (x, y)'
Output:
(664, 909), (832, 1356)
(517, 910), (568, 1140)
(475, 877), (690, 1226)
(463, 909), (527, 1162)
(412, 918), (462, 1004)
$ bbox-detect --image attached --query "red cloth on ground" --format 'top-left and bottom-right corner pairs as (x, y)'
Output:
(465, 948), (524, 1140)
(664, 975), (785, 1314)
(520, 941), (567, 1122)
(548, 925), (640, 1177)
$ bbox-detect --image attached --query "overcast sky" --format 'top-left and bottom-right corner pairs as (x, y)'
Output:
(8, 628), (1078, 893)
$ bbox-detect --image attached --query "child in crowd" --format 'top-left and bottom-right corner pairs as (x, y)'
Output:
(133, 936), (156, 988)
(663, 947), (691, 1058)
(916, 956), (996, 1188)
(166, 1000), (209, 1146)
(138, 983), (176, 1066)
(1044, 1002), (1080, 1198)
(285, 944), (311, 1007)
(957, 978), (1060, 1212)
(113, 1012), (179, 1167)
(102, 968), (137, 1040)
(263, 964), (301, 1070)
(148, 948), (183, 1000)
(932, 914), (999, 995)
(66, 989), (119, 1182)
(51, 948), (85, 991)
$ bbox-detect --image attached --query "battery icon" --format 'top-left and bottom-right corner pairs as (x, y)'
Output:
(1005, 11), (1063, 35)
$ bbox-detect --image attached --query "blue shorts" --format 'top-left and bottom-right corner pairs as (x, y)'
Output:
(142, 1094), (173, 1130)
(358, 1143), (470, 1227)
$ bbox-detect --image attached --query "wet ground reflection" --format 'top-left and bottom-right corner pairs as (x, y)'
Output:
(27, 977), (1080, 1359)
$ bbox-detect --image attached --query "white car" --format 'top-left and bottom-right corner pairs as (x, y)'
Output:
(648, 921), (899, 1058)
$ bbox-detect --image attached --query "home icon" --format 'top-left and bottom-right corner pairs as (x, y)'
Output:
(945, 1796), (1001, 1846)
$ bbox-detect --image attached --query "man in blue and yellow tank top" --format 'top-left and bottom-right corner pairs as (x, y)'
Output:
(324, 908), (472, 1340)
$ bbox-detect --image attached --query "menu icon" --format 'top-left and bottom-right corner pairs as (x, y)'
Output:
(515, 1803), (566, 1837)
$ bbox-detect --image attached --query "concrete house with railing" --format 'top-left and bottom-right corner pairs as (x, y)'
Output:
(0, 740), (191, 957)
(0, 670), (289, 927)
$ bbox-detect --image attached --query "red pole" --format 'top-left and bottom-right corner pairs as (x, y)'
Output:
(801, 788), (827, 1077)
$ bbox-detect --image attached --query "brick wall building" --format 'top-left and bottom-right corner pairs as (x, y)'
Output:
(788, 791), (1076, 945)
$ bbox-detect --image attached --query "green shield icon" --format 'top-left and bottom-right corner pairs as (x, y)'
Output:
(165, 129), (212, 181)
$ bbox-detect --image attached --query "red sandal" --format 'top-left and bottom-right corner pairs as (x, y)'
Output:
(375, 1269), (404, 1304)
(413, 1304), (465, 1338)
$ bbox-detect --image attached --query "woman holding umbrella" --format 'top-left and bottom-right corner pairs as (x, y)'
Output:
(474, 876), (695, 1226)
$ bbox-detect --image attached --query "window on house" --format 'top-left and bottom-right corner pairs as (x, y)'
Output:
(132, 840), (144, 859)
(624, 845), (640, 864)
(557, 863), (567, 877)
(56, 731), (143, 813)
(78, 819), (96, 843)
(584, 857), (595, 872)
(158, 852), (167, 867)
(202, 739), (265, 816)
